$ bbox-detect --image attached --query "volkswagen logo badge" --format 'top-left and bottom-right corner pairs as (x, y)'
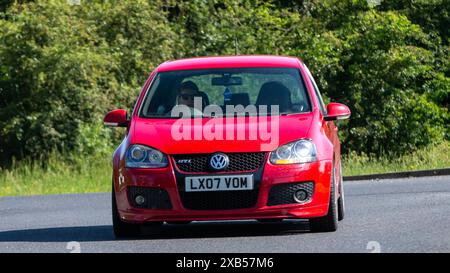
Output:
(209, 153), (229, 170)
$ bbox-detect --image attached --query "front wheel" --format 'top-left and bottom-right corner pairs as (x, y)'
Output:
(309, 164), (338, 232)
(112, 184), (141, 238)
(166, 221), (191, 225)
(257, 219), (283, 223)
(337, 161), (345, 221)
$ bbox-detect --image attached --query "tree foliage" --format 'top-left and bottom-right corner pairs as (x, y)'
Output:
(0, 0), (175, 165)
(0, 0), (448, 166)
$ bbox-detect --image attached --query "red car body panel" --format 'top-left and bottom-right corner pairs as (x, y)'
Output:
(131, 114), (314, 155)
(111, 55), (346, 223)
(157, 55), (302, 72)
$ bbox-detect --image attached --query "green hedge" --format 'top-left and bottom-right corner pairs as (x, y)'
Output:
(0, 0), (448, 166)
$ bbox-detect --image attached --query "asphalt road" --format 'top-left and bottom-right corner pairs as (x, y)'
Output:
(1, 175), (449, 253)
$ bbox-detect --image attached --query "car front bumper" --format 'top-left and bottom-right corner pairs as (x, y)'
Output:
(113, 158), (333, 223)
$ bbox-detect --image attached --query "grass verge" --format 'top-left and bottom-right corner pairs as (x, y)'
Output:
(0, 151), (112, 197)
(342, 141), (450, 176)
(1, 141), (449, 197)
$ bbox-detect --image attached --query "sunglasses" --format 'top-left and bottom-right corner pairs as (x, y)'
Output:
(178, 94), (199, 100)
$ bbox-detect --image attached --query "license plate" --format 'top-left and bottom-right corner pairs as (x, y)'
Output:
(185, 175), (254, 192)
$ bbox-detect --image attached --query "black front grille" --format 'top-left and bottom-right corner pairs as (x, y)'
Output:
(179, 190), (259, 210)
(174, 154), (265, 210)
(267, 182), (314, 206)
(173, 152), (266, 173)
(127, 186), (172, 209)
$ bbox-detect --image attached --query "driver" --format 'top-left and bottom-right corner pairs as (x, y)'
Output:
(177, 81), (202, 109)
(172, 81), (203, 117)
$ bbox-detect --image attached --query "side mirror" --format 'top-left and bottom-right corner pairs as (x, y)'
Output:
(104, 109), (128, 127)
(324, 103), (351, 121)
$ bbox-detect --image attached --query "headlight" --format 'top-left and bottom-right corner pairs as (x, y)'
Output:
(126, 145), (168, 168)
(270, 139), (316, 164)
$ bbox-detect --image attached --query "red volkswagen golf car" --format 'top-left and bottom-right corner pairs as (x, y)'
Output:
(104, 56), (351, 237)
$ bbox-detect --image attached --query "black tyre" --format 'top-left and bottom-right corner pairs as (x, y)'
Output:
(337, 161), (345, 221)
(309, 164), (338, 232)
(112, 184), (141, 238)
(166, 221), (191, 225)
(257, 219), (283, 223)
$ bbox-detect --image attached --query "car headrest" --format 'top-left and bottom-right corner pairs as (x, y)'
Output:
(225, 93), (250, 107)
(256, 81), (292, 113)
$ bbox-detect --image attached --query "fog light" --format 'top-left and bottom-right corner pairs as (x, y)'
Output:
(293, 190), (308, 202)
(135, 195), (145, 205)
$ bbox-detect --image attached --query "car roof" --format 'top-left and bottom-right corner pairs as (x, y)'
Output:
(156, 55), (302, 72)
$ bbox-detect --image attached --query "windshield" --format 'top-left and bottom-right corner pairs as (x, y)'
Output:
(139, 68), (311, 118)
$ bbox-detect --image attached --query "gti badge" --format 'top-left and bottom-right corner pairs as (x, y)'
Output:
(209, 153), (229, 170)
(177, 159), (192, 164)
